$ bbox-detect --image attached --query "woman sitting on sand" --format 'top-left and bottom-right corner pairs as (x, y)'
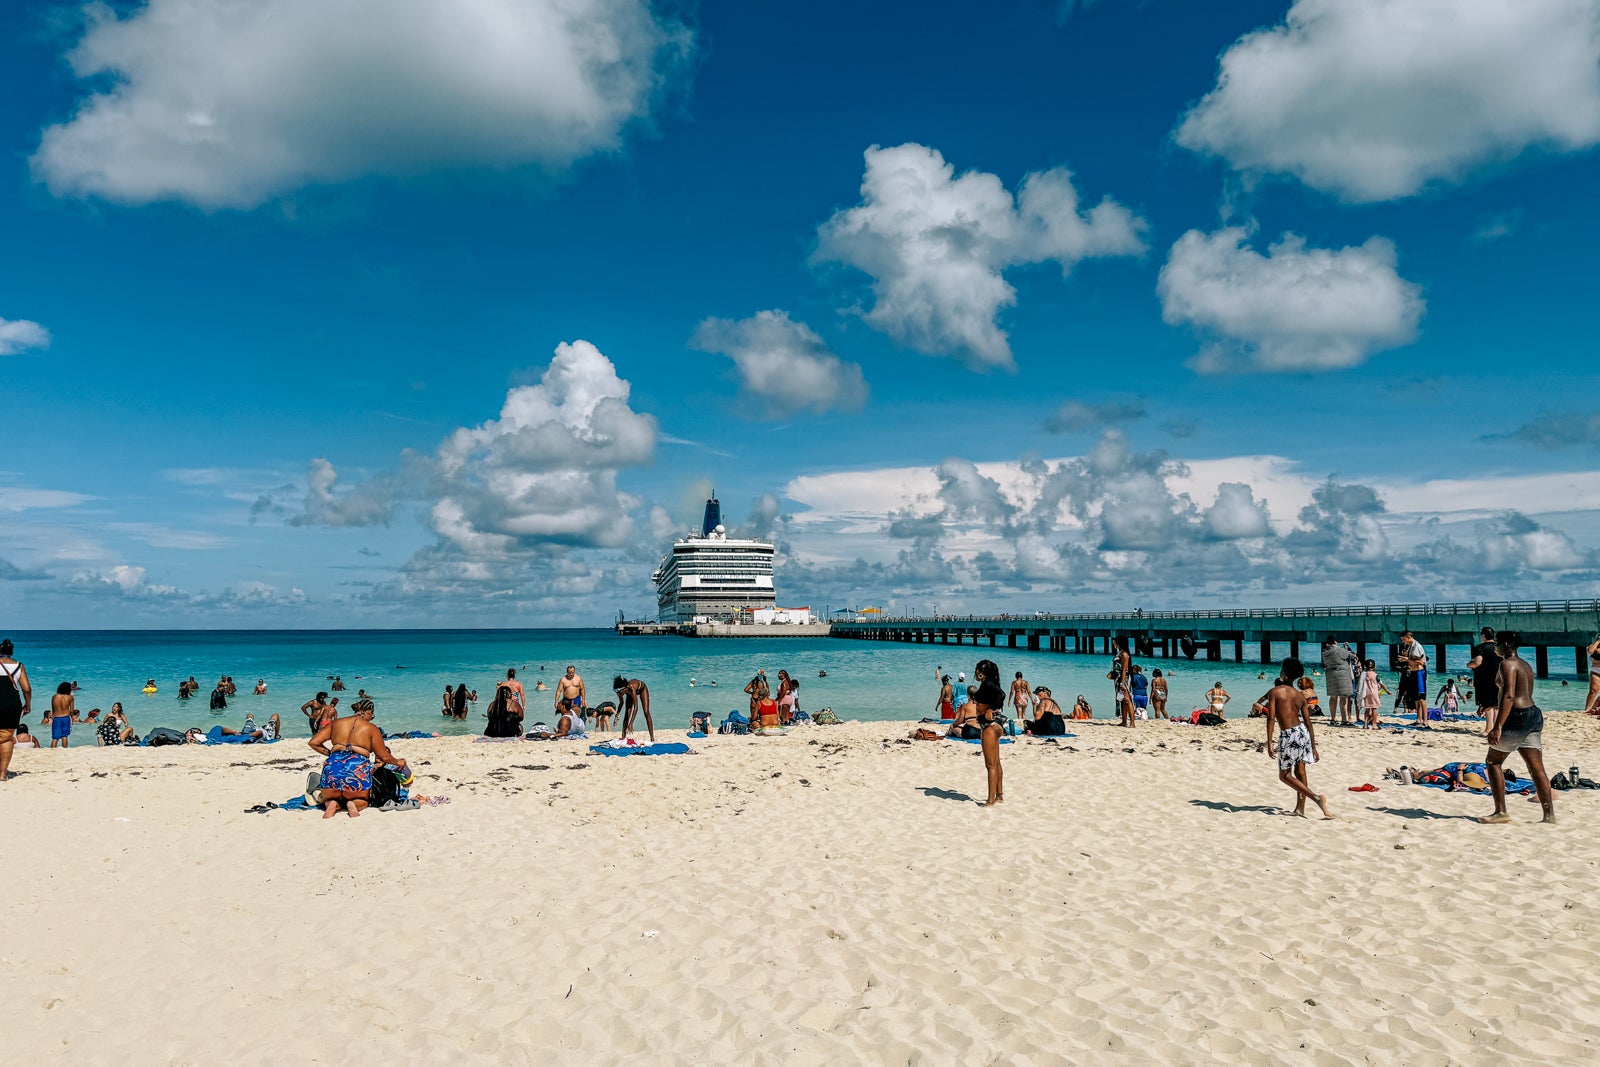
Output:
(1025, 688), (1066, 736)
(308, 697), (408, 819)
(97, 703), (135, 746)
(1071, 694), (1092, 720)
(945, 687), (982, 739)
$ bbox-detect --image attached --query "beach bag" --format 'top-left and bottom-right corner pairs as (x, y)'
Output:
(0, 670), (22, 724)
(914, 727), (943, 740)
(813, 708), (840, 725)
(1197, 713), (1224, 727)
(369, 766), (404, 807)
(145, 726), (186, 746)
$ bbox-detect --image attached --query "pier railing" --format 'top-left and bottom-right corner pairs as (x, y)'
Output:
(859, 600), (1600, 624)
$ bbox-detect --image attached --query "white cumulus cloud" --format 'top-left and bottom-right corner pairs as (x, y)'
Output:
(1157, 227), (1425, 373)
(33, 0), (693, 209)
(1175, 0), (1600, 202)
(0, 317), (50, 355)
(279, 339), (656, 557)
(814, 143), (1146, 371)
(430, 339), (656, 552)
(1205, 482), (1273, 540)
(691, 310), (868, 416)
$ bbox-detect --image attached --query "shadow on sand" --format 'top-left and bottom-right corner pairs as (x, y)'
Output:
(919, 786), (975, 803)
(1188, 798), (1280, 815)
(1370, 805), (1479, 822)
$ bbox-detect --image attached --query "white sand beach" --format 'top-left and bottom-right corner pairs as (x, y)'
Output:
(6, 714), (1600, 1064)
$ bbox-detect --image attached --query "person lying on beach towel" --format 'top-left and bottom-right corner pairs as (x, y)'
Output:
(1412, 762), (1533, 795)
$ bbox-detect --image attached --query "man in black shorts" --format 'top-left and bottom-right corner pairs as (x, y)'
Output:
(1465, 627), (1501, 720)
(1479, 631), (1554, 825)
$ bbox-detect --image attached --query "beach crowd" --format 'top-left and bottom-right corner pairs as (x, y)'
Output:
(0, 631), (1581, 827)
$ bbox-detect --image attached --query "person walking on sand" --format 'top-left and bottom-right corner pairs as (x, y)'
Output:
(1466, 628), (1501, 721)
(1110, 636), (1134, 728)
(1264, 658), (1333, 819)
(1479, 632), (1555, 825)
(613, 676), (654, 743)
(1009, 671), (1032, 720)
(972, 659), (1006, 806)
(0, 638), (33, 782)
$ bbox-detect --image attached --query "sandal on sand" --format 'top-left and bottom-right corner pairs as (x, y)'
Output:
(1348, 783), (1379, 792)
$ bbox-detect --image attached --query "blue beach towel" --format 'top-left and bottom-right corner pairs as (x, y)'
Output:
(384, 730), (438, 739)
(1414, 762), (1536, 795)
(205, 725), (277, 745)
(953, 737), (1014, 745)
(588, 742), (693, 757)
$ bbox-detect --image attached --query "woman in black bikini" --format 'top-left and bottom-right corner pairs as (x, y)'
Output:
(972, 659), (1006, 807)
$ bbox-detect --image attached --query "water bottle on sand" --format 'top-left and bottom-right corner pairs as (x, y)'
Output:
(1400, 767), (1413, 786)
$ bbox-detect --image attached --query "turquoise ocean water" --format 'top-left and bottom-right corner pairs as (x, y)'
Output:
(6, 630), (1585, 738)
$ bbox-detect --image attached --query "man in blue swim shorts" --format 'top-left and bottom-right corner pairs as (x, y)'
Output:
(49, 681), (75, 748)
(1397, 630), (1429, 728)
(557, 665), (587, 723)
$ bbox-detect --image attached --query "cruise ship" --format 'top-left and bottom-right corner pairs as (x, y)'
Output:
(651, 494), (778, 623)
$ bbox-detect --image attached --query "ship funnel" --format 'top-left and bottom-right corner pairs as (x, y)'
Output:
(700, 493), (721, 537)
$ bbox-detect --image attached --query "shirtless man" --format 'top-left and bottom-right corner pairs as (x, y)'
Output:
(1263, 658), (1333, 819)
(1479, 631), (1555, 825)
(502, 668), (526, 720)
(1009, 671), (1032, 720)
(556, 666), (586, 721)
(49, 682), (75, 748)
(613, 676), (654, 743)
(936, 674), (954, 720)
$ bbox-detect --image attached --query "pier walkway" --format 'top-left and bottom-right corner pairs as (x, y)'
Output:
(830, 600), (1600, 678)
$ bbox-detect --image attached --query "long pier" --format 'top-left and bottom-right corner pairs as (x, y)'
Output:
(830, 600), (1600, 678)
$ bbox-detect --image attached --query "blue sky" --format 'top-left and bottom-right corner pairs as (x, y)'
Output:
(3, 0), (1600, 627)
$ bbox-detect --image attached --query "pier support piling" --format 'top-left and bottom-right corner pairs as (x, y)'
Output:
(1535, 645), (1549, 679)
